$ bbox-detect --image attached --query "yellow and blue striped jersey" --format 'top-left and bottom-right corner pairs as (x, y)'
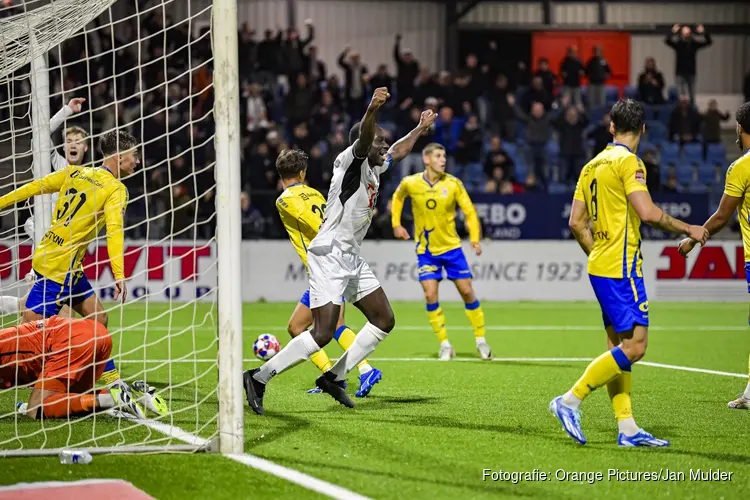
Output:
(574, 143), (649, 278)
(0, 165), (128, 283)
(723, 149), (750, 261)
(391, 172), (481, 256)
(276, 183), (327, 271)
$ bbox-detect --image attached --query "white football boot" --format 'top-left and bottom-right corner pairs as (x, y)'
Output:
(438, 342), (455, 361)
(476, 338), (493, 360)
(728, 394), (750, 410)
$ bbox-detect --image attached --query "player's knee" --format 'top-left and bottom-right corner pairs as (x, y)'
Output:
(375, 310), (395, 333)
(287, 320), (305, 338)
(96, 310), (109, 328)
(423, 289), (438, 304)
(310, 328), (334, 347)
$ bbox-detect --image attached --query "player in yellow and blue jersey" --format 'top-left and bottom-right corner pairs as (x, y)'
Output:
(275, 149), (382, 398)
(0, 130), (167, 416)
(391, 143), (491, 361)
(678, 101), (750, 410)
(550, 99), (707, 447)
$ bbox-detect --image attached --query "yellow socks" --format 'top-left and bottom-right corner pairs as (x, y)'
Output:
(334, 326), (372, 374)
(309, 349), (333, 372)
(426, 302), (448, 343)
(100, 359), (120, 387)
(464, 300), (485, 339)
(570, 346), (632, 402)
(607, 371), (633, 421)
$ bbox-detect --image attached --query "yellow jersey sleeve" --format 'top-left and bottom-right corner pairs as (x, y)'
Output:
(455, 179), (481, 243)
(391, 177), (410, 228)
(724, 161), (746, 198)
(0, 167), (69, 210)
(103, 183), (128, 280)
(573, 173), (585, 202)
(619, 155), (648, 196)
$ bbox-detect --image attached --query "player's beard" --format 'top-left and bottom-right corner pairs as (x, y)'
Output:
(738, 129), (743, 152)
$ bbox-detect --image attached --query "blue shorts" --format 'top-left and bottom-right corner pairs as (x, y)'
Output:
(25, 271), (95, 317)
(417, 248), (473, 282)
(299, 289), (344, 308)
(589, 275), (649, 334)
(745, 262), (750, 293)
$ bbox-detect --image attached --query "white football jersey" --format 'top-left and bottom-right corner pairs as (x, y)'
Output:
(308, 144), (391, 254)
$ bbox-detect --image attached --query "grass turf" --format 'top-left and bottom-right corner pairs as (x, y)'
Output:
(1, 300), (749, 499)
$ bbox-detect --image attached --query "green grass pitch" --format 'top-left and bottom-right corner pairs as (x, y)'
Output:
(1, 300), (750, 499)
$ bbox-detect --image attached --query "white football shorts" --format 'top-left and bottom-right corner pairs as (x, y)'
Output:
(307, 245), (381, 309)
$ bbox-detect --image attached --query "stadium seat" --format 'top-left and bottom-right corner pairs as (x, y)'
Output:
(638, 141), (656, 154)
(659, 164), (672, 185)
(688, 181), (708, 194)
(514, 123), (526, 143)
(667, 87), (679, 104)
(605, 86), (619, 105)
(682, 142), (703, 164)
(580, 86), (588, 103)
(675, 164), (694, 185)
(660, 142), (680, 165)
(646, 121), (668, 144)
(657, 105), (673, 125)
(706, 142), (726, 165)
(513, 161), (527, 180)
(623, 86), (638, 100)
(463, 163), (485, 190)
(697, 163), (719, 186)
(590, 106), (609, 124)
(548, 182), (570, 195)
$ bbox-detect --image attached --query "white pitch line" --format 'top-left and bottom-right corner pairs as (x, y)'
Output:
(639, 361), (748, 379)
(119, 324), (750, 332)
(136, 418), (369, 499)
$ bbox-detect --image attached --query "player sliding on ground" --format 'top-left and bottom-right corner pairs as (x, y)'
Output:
(391, 143), (491, 361)
(244, 88), (436, 414)
(2, 316), (146, 419)
(678, 101), (750, 410)
(0, 130), (167, 416)
(275, 149), (383, 397)
(550, 99), (708, 446)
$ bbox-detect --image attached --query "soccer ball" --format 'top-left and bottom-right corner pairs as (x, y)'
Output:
(253, 334), (281, 361)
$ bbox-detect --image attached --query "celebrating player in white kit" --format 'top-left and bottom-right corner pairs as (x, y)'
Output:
(244, 88), (437, 414)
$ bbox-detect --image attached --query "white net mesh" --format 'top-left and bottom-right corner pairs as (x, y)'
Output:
(0, 0), (222, 454)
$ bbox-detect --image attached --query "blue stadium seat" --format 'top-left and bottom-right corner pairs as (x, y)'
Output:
(660, 142), (679, 165)
(514, 123), (526, 143)
(667, 87), (679, 104)
(590, 106), (609, 124)
(675, 164), (694, 185)
(697, 163), (719, 185)
(548, 182), (570, 195)
(580, 86), (588, 103)
(463, 163), (485, 190)
(688, 181), (708, 194)
(658, 105), (673, 125)
(545, 141), (559, 167)
(646, 121), (668, 144)
(638, 141), (656, 154)
(605, 86), (619, 105)
(513, 161), (527, 181)
(623, 86), (638, 100)
(682, 142), (703, 164)
(503, 142), (518, 157)
(706, 142), (726, 166)
(660, 164), (672, 185)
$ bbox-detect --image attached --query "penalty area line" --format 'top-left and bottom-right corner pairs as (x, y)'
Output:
(136, 420), (370, 500)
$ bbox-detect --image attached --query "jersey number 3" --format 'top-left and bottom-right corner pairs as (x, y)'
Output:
(589, 179), (598, 222)
(57, 188), (87, 227)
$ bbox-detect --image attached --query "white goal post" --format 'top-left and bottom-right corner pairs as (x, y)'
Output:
(0, 0), (243, 456)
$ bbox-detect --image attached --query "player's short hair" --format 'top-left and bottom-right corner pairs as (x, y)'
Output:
(423, 143), (445, 157)
(99, 130), (138, 157)
(736, 102), (750, 135)
(64, 126), (88, 139)
(349, 122), (361, 145)
(610, 99), (645, 135)
(276, 148), (308, 179)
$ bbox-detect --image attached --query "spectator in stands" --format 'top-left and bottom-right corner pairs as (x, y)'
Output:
(455, 114), (483, 168)
(305, 45), (326, 85)
(585, 46), (611, 110)
(257, 29), (282, 80)
(284, 73), (315, 127)
(512, 97), (554, 184)
(451, 72), (476, 117)
(436, 71), (454, 109)
(702, 99), (730, 144)
(637, 57), (666, 105)
(556, 102), (588, 182)
(516, 61), (531, 89)
(322, 127), (348, 186)
(410, 68), (439, 110)
(434, 106), (464, 167)
(305, 144), (325, 190)
(534, 58), (556, 96)
(290, 122), (315, 155)
(241, 192), (266, 239)
(325, 74), (344, 109)
(489, 75), (516, 140)
(482, 41), (501, 87)
(247, 141), (276, 192)
(525, 173), (542, 193)
(370, 64), (394, 96)
(244, 83), (269, 139)
(463, 53), (486, 98)
(525, 76), (552, 111)
(560, 46), (584, 107)
(669, 95), (701, 144)
(281, 21), (314, 78)
(394, 34), (420, 103)
(484, 135), (514, 180)
(665, 24), (712, 104)
(338, 46), (369, 119)
(310, 89), (341, 139)
(238, 23), (257, 79)
(642, 150), (660, 193)
(587, 112), (612, 156)
(662, 171), (679, 193)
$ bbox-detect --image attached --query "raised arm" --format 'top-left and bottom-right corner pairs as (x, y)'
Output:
(391, 179), (410, 240)
(338, 47), (350, 70)
(353, 87), (389, 158)
(393, 34), (403, 66)
(388, 110), (437, 162)
(455, 180), (482, 255)
(300, 19), (314, 48)
(694, 25), (712, 48)
(0, 168), (68, 211)
(103, 184), (128, 301)
(665, 25), (679, 48)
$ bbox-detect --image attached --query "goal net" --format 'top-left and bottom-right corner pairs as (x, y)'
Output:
(0, 0), (243, 455)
